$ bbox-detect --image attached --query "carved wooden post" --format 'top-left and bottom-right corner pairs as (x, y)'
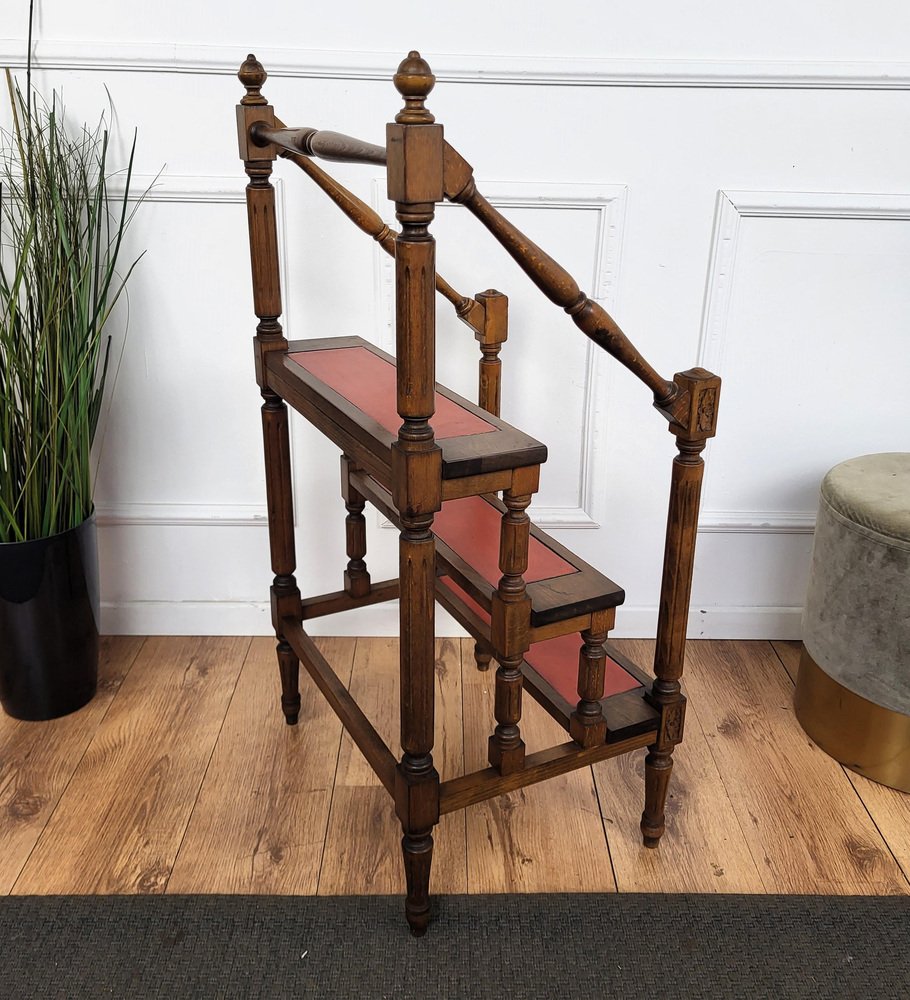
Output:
(488, 464), (538, 774)
(387, 52), (444, 937)
(641, 367), (721, 846)
(237, 55), (303, 724)
(474, 289), (508, 417)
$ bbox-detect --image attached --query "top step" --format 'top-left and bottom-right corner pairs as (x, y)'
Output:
(266, 336), (547, 487)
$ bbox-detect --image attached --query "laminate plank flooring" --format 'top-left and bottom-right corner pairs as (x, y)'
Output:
(317, 637), (467, 895)
(2, 636), (908, 897)
(0, 637), (144, 893)
(12, 636), (249, 894)
(682, 640), (908, 894)
(461, 639), (616, 893)
(594, 639), (765, 893)
(167, 637), (355, 894)
(771, 639), (910, 885)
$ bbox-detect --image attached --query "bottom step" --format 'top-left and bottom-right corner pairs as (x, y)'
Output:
(438, 576), (659, 743)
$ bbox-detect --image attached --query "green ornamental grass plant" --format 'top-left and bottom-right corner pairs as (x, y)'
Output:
(0, 70), (144, 543)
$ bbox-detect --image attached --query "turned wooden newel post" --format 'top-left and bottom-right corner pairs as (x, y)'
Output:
(387, 52), (444, 937)
(642, 366), (721, 847)
(237, 56), (302, 724)
(474, 289), (508, 416)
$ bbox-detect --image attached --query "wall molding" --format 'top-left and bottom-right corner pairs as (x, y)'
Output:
(96, 174), (294, 528)
(96, 502), (269, 527)
(4, 38), (910, 90)
(100, 598), (803, 640)
(373, 180), (627, 529)
(696, 188), (910, 535)
(697, 510), (817, 535)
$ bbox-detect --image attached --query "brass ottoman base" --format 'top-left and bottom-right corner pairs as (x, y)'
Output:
(795, 647), (910, 793)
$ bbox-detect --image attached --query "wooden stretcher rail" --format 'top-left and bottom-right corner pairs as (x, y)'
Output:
(300, 579), (400, 620)
(281, 617), (397, 794)
(439, 731), (656, 814)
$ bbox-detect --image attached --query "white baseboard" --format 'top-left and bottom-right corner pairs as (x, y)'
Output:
(101, 600), (802, 640)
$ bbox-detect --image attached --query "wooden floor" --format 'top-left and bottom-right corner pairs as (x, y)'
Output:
(2, 636), (908, 896)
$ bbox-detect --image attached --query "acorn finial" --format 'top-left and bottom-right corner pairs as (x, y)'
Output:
(394, 50), (435, 124)
(239, 53), (268, 105)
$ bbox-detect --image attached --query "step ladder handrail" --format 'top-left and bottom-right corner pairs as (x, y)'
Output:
(260, 118), (486, 337)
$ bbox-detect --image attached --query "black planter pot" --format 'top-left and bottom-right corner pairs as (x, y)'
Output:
(0, 514), (100, 720)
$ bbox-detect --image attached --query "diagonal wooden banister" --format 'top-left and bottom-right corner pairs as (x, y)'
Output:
(441, 144), (688, 423)
(250, 116), (686, 423)
(265, 119), (485, 336)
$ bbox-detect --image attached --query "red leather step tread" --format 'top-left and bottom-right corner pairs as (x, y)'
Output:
(434, 495), (576, 586)
(439, 576), (640, 705)
(289, 346), (495, 440)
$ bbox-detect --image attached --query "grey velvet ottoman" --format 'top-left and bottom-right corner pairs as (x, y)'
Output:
(794, 453), (910, 791)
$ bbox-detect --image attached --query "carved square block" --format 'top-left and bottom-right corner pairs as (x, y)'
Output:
(236, 104), (276, 161)
(390, 443), (442, 517)
(394, 765), (440, 831)
(386, 123), (445, 204)
(672, 368), (721, 440)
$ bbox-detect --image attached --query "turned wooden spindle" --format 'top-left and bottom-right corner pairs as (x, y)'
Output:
(642, 367), (721, 847)
(474, 289), (508, 416)
(488, 465), (538, 774)
(569, 622), (610, 748)
(387, 51), (444, 937)
(340, 455), (371, 598)
(474, 643), (494, 672)
(237, 56), (302, 724)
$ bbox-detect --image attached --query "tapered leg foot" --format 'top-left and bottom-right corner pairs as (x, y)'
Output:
(640, 746), (674, 848)
(474, 642), (493, 672)
(401, 832), (433, 936)
(276, 640), (300, 725)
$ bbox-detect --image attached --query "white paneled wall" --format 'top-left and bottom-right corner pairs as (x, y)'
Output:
(3, 3), (909, 637)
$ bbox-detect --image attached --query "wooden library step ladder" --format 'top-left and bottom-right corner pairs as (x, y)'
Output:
(236, 50), (721, 935)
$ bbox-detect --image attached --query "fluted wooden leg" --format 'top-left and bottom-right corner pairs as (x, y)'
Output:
(641, 746), (675, 847)
(276, 640), (300, 726)
(474, 642), (493, 672)
(401, 831), (434, 933)
(395, 507), (440, 937)
(261, 390), (302, 725)
(643, 373), (718, 845)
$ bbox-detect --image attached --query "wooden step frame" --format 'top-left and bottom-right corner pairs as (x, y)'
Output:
(236, 51), (721, 936)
